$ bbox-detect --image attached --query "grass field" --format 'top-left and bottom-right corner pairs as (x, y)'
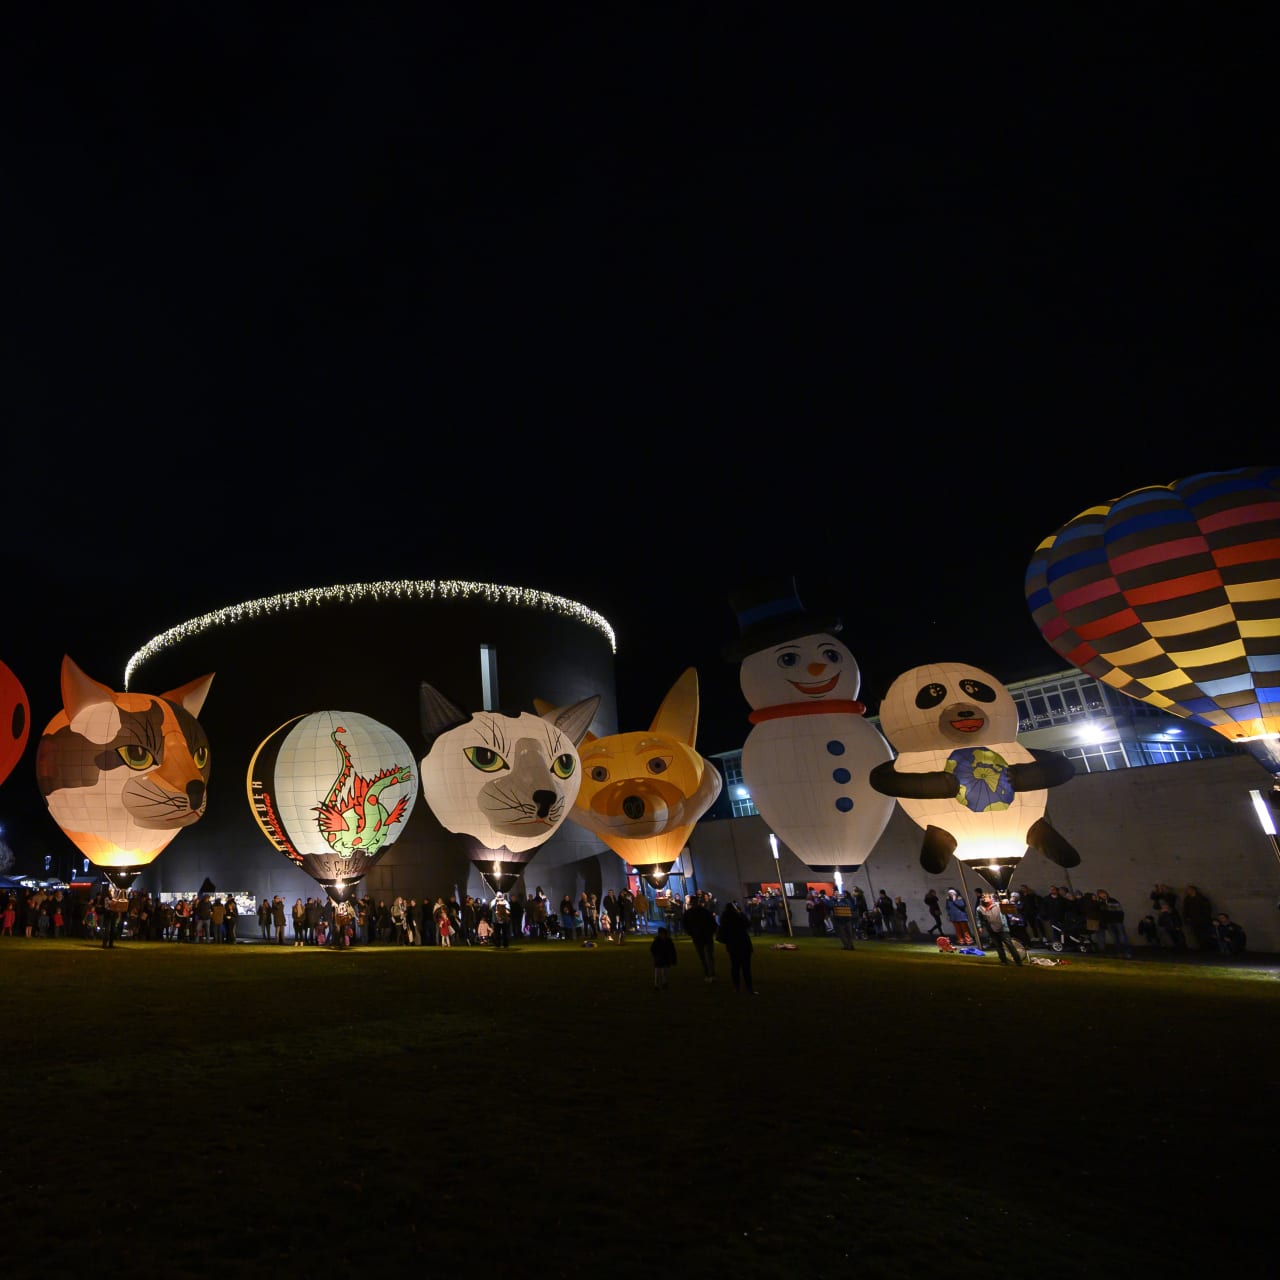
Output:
(0, 933), (1273, 1279)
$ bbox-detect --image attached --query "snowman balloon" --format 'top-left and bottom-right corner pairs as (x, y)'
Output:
(869, 660), (1080, 891)
(726, 579), (894, 875)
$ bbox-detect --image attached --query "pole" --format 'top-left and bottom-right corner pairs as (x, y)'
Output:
(955, 860), (979, 947)
(769, 834), (793, 937)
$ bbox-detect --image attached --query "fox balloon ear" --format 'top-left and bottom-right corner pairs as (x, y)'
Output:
(649, 668), (699, 745)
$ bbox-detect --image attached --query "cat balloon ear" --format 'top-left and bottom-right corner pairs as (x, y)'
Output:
(533, 695), (600, 746)
(420, 683), (470, 742)
(164, 673), (214, 717)
(59, 656), (118, 720)
(538, 695), (601, 746)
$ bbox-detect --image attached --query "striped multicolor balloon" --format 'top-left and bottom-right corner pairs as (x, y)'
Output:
(1025, 467), (1280, 766)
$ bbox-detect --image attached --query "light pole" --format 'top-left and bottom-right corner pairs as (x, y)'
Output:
(1249, 789), (1280, 866)
(769, 833), (793, 937)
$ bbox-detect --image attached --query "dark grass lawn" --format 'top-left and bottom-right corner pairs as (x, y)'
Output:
(1, 934), (1273, 1279)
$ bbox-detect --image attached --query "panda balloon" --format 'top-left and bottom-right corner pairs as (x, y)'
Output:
(869, 660), (1080, 891)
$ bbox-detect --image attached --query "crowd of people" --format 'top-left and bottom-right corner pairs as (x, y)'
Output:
(793, 880), (1251, 961)
(0, 877), (1253, 960)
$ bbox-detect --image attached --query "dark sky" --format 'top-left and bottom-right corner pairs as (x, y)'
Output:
(2, 4), (1272, 774)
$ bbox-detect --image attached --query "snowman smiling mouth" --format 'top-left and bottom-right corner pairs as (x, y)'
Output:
(791, 674), (840, 696)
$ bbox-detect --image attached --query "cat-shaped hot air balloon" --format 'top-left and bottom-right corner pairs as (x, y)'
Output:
(419, 683), (600, 893)
(36, 655), (213, 892)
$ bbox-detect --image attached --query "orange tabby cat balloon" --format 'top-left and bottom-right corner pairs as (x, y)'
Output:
(36, 655), (214, 884)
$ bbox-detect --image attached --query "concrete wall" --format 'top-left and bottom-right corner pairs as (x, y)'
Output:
(683, 754), (1280, 954)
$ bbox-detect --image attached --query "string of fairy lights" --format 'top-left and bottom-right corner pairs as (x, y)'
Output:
(123, 579), (617, 688)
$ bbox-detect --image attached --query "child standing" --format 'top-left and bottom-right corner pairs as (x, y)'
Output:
(650, 925), (677, 989)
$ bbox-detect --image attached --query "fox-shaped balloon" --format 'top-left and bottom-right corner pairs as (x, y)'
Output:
(36, 655), (213, 875)
(538, 668), (722, 877)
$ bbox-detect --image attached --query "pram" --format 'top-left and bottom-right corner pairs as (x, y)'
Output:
(1049, 912), (1094, 953)
(544, 914), (562, 941)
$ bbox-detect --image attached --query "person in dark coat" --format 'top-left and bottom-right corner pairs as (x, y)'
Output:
(924, 889), (944, 937)
(715, 900), (756, 994)
(649, 926), (677, 988)
(682, 893), (718, 980)
(1181, 884), (1215, 951)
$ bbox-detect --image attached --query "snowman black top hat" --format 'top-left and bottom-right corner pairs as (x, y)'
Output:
(723, 576), (842, 662)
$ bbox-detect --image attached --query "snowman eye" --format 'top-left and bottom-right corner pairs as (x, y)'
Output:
(821, 648), (843, 664)
(777, 652), (799, 669)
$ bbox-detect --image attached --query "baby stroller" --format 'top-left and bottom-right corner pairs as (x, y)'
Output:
(1049, 912), (1094, 953)
(544, 913), (562, 941)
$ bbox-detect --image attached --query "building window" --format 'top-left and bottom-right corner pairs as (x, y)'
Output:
(1061, 743), (1129, 773)
(719, 753), (759, 817)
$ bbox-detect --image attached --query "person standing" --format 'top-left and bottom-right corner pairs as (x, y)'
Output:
(832, 889), (857, 950)
(924, 888), (944, 937)
(876, 889), (895, 936)
(1093, 889), (1134, 958)
(257, 898), (273, 942)
(945, 888), (973, 946)
(650, 926), (677, 988)
(1181, 884), (1215, 952)
(492, 892), (512, 948)
(976, 893), (1023, 965)
(892, 896), (909, 938)
(1018, 884), (1048, 946)
(715, 900), (756, 995)
(304, 897), (322, 946)
(682, 893), (718, 980)
(271, 894), (287, 944)
(224, 894), (238, 943)
(101, 893), (126, 948)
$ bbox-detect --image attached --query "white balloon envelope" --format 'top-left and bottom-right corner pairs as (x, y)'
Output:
(248, 710), (418, 902)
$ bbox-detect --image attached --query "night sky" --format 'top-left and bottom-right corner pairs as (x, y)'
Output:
(3, 4), (1271, 817)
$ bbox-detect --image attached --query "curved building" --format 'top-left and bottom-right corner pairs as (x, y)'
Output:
(124, 579), (619, 910)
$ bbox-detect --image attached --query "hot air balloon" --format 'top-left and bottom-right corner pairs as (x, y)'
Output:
(544, 668), (723, 888)
(36, 655), (213, 893)
(724, 579), (894, 875)
(248, 710), (417, 904)
(869, 661), (1080, 891)
(0, 657), (30, 789)
(1025, 466), (1280, 772)
(418, 685), (599, 894)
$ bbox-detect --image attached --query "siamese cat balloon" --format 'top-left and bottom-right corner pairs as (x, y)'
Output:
(36, 655), (213, 892)
(419, 683), (600, 893)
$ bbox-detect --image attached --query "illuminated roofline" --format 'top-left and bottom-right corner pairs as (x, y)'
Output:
(124, 579), (616, 688)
